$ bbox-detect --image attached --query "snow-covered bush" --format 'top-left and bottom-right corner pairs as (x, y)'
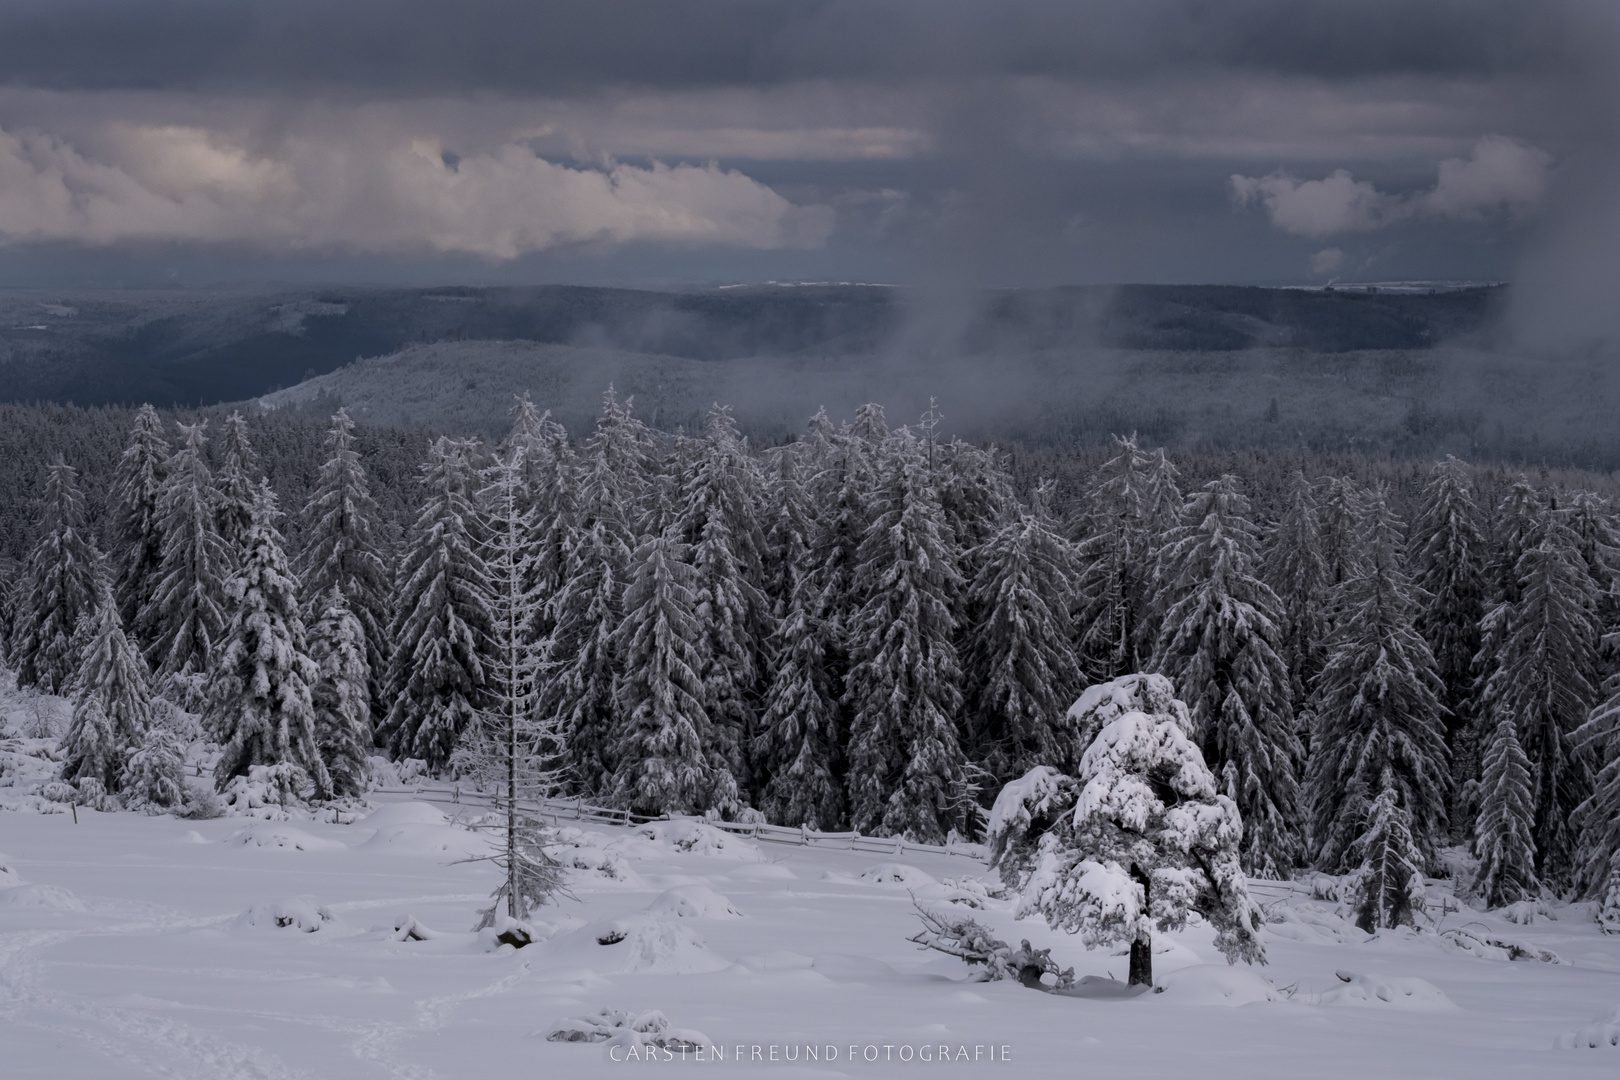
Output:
(544, 1008), (712, 1051)
(988, 674), (1265, 986)
(220, 762), (312, 813)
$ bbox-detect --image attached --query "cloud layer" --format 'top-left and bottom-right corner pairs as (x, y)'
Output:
(0, 123), (833, 257)
(1230, 136), (1551, 238)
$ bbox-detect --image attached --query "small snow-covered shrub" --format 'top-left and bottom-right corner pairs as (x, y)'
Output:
(1556, 1003), (1620, 1050)
(545, 830), (638, 883)
(235, 897), (337, 933)
(220, 763), (311, 813)
(120, 728), (189, 811)
(0, 851), (24, 888)
(634, 820), (764, 861)
(858, 863), (935, 887)
(1600, 867), (1620, 935)
(544, 1008), (712, 1051)
(177, 784), (226, 820)
(909, 903), (1074, 990)
(1440, 926), (1563, 964)
(74, 777), (115, 811)
(395, 758), (430, 785)
(40, 780), (78, 804)
(647, 885), (743, 920)
(1295, 971), (1456, 1011)
(1501, 899), (1556, 925)
(391, 915), (442, 941)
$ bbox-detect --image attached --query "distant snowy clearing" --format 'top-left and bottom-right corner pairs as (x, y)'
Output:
(3, 794), (1620, 1078)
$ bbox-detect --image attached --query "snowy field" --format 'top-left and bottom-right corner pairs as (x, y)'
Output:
(5, 776), (1620, 1080)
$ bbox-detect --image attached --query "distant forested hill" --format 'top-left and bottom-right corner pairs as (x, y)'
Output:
(0, 283), (1504, 408)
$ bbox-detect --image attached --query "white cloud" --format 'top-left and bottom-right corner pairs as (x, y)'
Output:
(1231, 135), (1550, 238)
(0, 123), (834, 257)
(1310, 247), (1344, 274)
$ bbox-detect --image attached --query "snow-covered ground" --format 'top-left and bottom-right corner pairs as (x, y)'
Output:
(4, 692), (1620, 1077)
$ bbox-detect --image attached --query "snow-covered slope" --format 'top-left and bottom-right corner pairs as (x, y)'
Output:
(3, 793), (1619, 1079)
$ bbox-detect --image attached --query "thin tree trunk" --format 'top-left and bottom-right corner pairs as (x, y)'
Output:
(1128, 864), (1152, 986)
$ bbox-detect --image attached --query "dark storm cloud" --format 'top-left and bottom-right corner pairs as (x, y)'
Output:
(0, 0), (1582, 96)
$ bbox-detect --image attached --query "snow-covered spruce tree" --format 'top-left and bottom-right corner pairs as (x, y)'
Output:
(1576, 690), (1620, 929)
(307, 587), (373, 798)
(60, 581), (154, 792)
(538, 392), (638, 797)
(1308, 488), (1450, 871)
(1473, 718), (1540, 907)
(120, 727), (189, 811)
(843, 429), (969, 842)
(1564, 489), (1620, 678)
(1150, 475), (1302, 877)
(214, 411), (261, 561)
(507, 399), (577, 649)
(754, 445), (845, 829)
(378, 437), (492, 773)
(1474, 506), (1599, 892)
(1350, 770), (1427, 932)
(208, 483), (332, 798)
(296, 408), (391, 720)
(962, 485), (1084, 786)
(678, 405), (770, 795)
(1316, 476), (1367, 592)
(452, 446), (566, 930)
(987, 674), (1265, 987)
(1134, 446), (1184, 656)
(1263, 470), (1329, 722)
(139, 422), (230, 700)
(934, 429), (1016, 603)
(610, 532), (737, 816)
(1410, 456), (1487, 792)
(1072, 435), (1153, 682)
(109, 404), (171, 639)
(13, 458), (104, 694)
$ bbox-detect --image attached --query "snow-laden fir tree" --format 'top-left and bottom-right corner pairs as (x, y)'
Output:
(1576, 686), (1620, 929)
(1474, 505), (1599, 891)
(378, 437), (492, 773)
(1350, 769), (1427, 932)
(139, 422), (230, 701)
(214, 411), (261, 560)
(452, 445), (566, 929)
(1410, 456), (1487, 793)
(962, 482), (1083, 786)
(1317, 476), (1367, 592)
(506, 398), (577, 648)
(1134, 446), (1184, 656)
(1472, 718), (1540, 907)
(120, 727), (189, 811)
(754, 444), (845, 829)
(60, 581), (154, 792)
(1264, 471), (1329, 722)
(801, 408), (871, 747)
(1469, 475), (1547, 777)
(539, 392), (638, 796)
(109, 405), (171, 639)
(934, 429), (1016, 605)
(988, 674), (1266, 987)
(13, 458), (104, 694)
(296, 408), (391, 719)
(1564, 489), (1620, 677)
(307, 587), (373, 798)
(610, 531), (737, 816)
(843, 429), (969, 842)
(1150, 475), (1302, 877)
(678, 405), (771, 793)
(1073, 435), (1153, 682)
(208, 482), (331, 798)
(1308, 487), (1450, 871)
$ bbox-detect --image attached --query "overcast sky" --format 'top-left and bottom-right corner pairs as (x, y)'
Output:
(0, 0), (1614, 293)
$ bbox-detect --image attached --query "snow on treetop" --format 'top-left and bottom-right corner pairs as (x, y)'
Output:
(1067, 673), (1194, 747)
(986, 765), (1072, 848)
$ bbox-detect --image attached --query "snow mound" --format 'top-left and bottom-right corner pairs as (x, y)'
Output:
(359, 802), (451, 829)
(543, 1008), (712, 1051)
(542, 913), (731, 975)
(1265, 903), (1365, 943)
(178, 830), (210, 845)
(0, 851), (23, 888)
(235, 897), (337, 933)
(648, 885), (743, 920)
(634, 820), (764, 861)
(858, 863), (935, 886)
(1440, 926), (1564, 964)
(1556, 1003), (1620, 1049)
(1306, 971), (1457, 1010)
(913, 875), (998, 908)
(725, 862), (796, 882)
(226, 823), (347, 852)
(0, 883), (87, 912)
(1157, 964), (1277, 1005)
(359, 823), (489, 858)
(738, 951), (815, 971)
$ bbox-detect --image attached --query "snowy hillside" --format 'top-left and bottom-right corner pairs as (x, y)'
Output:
(4, 780), (1620, 1077)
